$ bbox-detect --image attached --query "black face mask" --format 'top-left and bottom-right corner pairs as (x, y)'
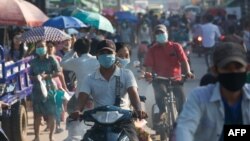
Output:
(217, 72), (247, 92)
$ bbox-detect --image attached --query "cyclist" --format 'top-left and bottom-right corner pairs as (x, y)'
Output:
(143, 24), (194, 140)
(175, 42), (250, 141)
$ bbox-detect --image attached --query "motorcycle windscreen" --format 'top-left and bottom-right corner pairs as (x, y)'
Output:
(91, 111), (124, 124)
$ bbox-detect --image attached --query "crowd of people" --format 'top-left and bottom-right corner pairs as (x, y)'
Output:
(1, 7), (250, 141)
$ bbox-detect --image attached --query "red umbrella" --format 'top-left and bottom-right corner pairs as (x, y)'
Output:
(0, 0), (49, 27)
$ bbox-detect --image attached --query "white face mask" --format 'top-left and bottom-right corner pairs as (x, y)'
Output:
(117, 57), (130, 68)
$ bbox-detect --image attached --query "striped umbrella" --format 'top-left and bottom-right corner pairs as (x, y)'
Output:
(21, 26), (71, 43)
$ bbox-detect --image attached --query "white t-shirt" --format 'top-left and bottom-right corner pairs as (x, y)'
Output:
(201, 23), (221, 48)
(79, 67), (138, 110)
(60, 50), (99, 96)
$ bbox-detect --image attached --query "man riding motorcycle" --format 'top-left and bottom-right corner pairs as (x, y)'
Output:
(70, 39), (147, 141)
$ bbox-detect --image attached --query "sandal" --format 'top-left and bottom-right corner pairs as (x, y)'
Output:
(55, 128), (64, 134)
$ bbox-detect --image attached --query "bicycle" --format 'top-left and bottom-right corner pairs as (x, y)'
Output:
(149, 74), (187, 141)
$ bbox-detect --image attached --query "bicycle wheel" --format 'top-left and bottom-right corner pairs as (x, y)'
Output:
(168, 91), (178, 137)
(151, 104), (160, 130)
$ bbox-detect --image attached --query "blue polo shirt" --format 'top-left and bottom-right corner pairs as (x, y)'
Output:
(219, 95), (243, 141)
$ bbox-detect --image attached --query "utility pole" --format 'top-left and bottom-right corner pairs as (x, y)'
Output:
(74, 0), (76, 6)
(117, 0), (121, 11)
(98, 0), (103, 13)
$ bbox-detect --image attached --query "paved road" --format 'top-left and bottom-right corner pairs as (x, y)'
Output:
(26, 48), (207, 141)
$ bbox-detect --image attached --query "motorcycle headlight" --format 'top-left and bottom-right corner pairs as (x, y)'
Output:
(197, 36), (202, 41)
(91, 111), (124, 124)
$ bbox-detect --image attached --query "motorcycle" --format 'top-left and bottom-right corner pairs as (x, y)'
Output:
(72, 105), (139, 141)
(191, 36), (203, 57)
(69, 95), (148, 141)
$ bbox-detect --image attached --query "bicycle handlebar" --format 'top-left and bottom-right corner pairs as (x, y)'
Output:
(153, 74), (188, 81)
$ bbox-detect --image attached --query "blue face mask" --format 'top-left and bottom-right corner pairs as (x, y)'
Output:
(117, 57), (130, 68)
(36, 47), (47, 56)
(98, 54), (116, 68)
(156, 33), (168, 44)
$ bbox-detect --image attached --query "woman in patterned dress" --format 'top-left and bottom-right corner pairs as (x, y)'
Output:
(29, 40), (62, 141)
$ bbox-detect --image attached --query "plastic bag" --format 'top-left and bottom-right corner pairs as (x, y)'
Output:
(135, 119), (153, 141)
(37, 75), (48, 99)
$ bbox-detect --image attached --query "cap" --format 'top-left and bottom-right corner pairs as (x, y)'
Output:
(96, 39), (116, 52)
(154, 24), (167, 33)
(213, 42), (247, 68)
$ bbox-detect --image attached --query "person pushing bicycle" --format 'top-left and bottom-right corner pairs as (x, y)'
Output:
(143, 24), (194, 141)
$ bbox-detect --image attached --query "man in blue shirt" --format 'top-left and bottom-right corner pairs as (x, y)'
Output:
(175, 42), (250, 141)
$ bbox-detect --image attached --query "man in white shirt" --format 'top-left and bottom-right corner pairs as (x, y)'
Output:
(175, 42), (250, 141)
(71, 39), (147, 141)
(61, 38), (99, 141)
(61, 38), (99, 97)
(201, 14), (221, 69)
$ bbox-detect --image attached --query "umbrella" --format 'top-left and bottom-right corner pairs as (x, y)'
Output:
(43, 16), (87, 29)
(21, 26), (71, 43)
(115, 11), (138, 23)
(72, 8), (94, 22)
(0, 0), (48, 27)
(85, 13), (114, 33)
(73, 9), (114, 33)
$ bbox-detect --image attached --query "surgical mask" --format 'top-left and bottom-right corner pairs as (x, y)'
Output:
(36, 47), (47, 56)
(156, 33), (168, 44)
(117, 57), (130, 68)
(98, 54), (116, 68)
(218, 72), (247, 92)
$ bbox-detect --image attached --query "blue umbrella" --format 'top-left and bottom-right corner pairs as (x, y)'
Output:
(43, 16), (87, 29)
(114, 11), (138, 23)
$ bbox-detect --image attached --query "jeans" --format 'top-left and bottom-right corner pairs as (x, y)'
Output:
(152, 81), (185, 115)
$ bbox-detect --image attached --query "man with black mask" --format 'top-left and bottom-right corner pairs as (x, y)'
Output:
(175, 42), (250, 141)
